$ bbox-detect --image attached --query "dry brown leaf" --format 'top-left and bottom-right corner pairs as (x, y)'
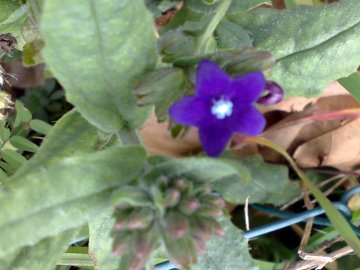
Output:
(234, 93), (360, 171)
(140, 114), (201, 157)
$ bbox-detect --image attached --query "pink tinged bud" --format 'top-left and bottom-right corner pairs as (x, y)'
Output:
(195, 240), (207, 255)
(128, 209), (154, 230)
(164, 236), (197, 268)
(163, 189), (181, 207)
(197, 206), (224, 218)
(175, 179), (187, 190)
(212, 196), (226, 208)
(166, 212), (189, 238)
(112, 235), (128, 256)
(208, 220), (225, 237)
(133, 229), (158, 258)
(190, 218), (212, 241)
(113, 222), (124, 231)
(179, 198), (200, 215)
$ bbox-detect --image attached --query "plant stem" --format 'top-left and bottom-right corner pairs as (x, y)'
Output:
(193, 0), (232, 55)
(117, 129), (141, 146)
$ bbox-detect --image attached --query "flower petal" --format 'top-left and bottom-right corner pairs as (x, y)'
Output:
(231, 106), (266, 136)
(198, 125), (233, 157)
(229, 71), (266, 104)
(195, 60), (230, 98)
(169, 95), (209, 126)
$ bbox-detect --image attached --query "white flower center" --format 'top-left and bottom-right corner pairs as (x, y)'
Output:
(211, 99), (233, 119)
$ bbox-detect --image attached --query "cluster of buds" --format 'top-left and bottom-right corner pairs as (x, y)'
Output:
(111, 176), (226, 270)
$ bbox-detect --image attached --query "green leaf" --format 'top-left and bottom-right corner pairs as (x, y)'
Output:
(338, 72), (360, 103)
(0, 1), (27, 48)
(213, 156), (300, 205)
(142, 156), (251, 184)
(0, 167), (7, 181)
(228, 0), (360, 97)
(0, 0), (20, 22)
(16, 110), (104, 175)
(227, 0), (272, 14)
(41, 0), (157, 132)
(1, 149), (27, 168)
(0, 145), (147, 258)
(215, 19), (252, 50)
(10, 135), (40, 153)
(0, 125), (10, 143)
(1, 229), (78, 270)
(135, 68), (188, 121)
(14, 100), (32, 128)
(88, 209), (120, 269)
(192, 218), (257, 270)
(29, 119), (52, 135)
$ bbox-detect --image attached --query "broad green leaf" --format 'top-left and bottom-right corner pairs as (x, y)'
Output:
(228, 0), (360, 97)
(0, 1), (27, 48)
(338, 72), (360, 103)
(192, 218), (258, 270)
(142, 156), (251, 183)
(41, 0), (157, 132)
(0, 125), (10, 143)
(0, 145), (147, 258)
(2, 229), (78, 270)
(213, 156), (300, 205)
(88, 209), (120, 269)
(29, 119), (52, 135)
(10, 135), (40, 153)
(0, 0), (20, 22)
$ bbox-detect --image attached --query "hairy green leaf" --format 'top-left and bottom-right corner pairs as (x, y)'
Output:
(0, 145), (147, 258)
(192, 218), (257, 270)
(213, 156), (300, 205)
(88, 209), (120, 269)
(142, 156), (251, 184)
(0, 0), (27, 47)
(228, 0), (360, 97)
(1, 229), (78, 270)
(41, 0), (157, 132)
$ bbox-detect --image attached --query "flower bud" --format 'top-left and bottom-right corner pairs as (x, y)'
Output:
(112, 234), (128, 256)
(113, 209), (133, 231)
(196, 205), (224, 218)
(164, 236), (197, 267)
(127, 209), (154, 230)
(257, 81), (284, 105)
(179, 198), (200, 215)
(165, 211), (189, 238)
(133, 229), (158, 258)
(163, 189), (181, 208)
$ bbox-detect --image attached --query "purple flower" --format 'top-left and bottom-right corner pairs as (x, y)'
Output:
(169, 60), (266, 157)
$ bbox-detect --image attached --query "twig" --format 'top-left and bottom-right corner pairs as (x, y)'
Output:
(244, 196), (250, 231)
